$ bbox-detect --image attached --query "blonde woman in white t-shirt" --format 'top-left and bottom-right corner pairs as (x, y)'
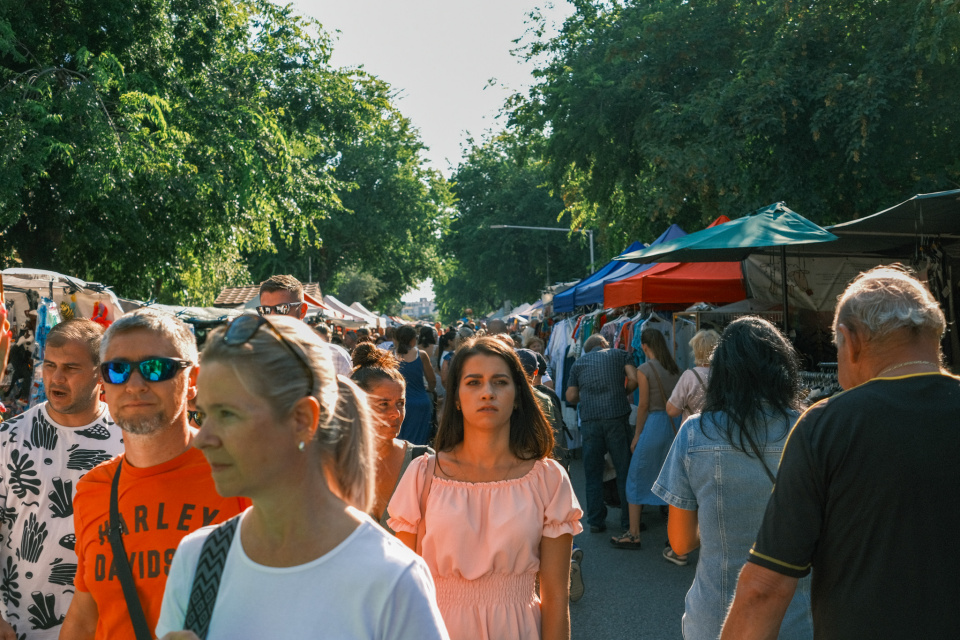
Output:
(156, 315), (448, 640)
(667, 329), (721, 423)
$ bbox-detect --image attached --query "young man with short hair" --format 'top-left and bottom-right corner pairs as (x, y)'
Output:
(0, 319), (124, 640)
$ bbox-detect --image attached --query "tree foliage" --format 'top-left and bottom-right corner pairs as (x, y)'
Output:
(246, 81), (453, 310)
(512, 0), (960, 242)
(0, 0), (445, 306)
(434, 131), (591, 320)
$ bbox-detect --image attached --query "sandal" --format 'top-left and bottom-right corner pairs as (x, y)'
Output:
(662, 547), (689, 566)
(609, 532), (642, 550)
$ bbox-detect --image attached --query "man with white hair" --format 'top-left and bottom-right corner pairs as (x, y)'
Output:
(721, 266), (960, 639)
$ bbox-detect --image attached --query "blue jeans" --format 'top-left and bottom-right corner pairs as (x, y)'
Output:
(581, 416), (632, 530)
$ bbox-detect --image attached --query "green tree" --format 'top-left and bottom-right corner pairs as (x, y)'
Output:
(0, 0), (392, 304)
(246, 74), (451, 310)
(434, 130), (590, 320)
(513, 0), (960, 239)
(330, 268), (384, 309)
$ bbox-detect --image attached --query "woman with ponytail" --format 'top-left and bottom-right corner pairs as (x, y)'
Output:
(351, 343), (434, 531)
(156, 315), (448, 639)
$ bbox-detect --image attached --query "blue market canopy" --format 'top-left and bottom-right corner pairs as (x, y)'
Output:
(574, 224), (688, 307)
(617, 203), (837, 264)
(552, 240), (645, 313)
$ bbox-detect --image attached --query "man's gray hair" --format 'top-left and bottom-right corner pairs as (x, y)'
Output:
(100, 309), (199, 363)
(833, 265), (946, 342)
(583, 335), (609, 353)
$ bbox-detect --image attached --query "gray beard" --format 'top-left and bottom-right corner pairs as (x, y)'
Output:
(115, 413), (166, 436)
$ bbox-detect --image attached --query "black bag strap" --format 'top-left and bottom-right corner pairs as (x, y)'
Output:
(108, 459), (154, 640)
(183, 514), (242, 639)
(740, 425), (778, 484)
(691, 368), (707, 393)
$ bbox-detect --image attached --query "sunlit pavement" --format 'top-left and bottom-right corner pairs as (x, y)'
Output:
(567, 455), (695, 640)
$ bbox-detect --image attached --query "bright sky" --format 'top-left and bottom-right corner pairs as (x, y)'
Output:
(291, 0), (573, 302)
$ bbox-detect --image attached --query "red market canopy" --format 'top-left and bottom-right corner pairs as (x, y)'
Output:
(604, 260), (746, 308)
(603, 216), (746, 307)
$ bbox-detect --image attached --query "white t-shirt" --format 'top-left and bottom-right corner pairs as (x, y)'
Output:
(667, 366), (711, 421)
(0, 403), (124, 639)
(156, 508), (449, 640)
(326, 342), (353, 377)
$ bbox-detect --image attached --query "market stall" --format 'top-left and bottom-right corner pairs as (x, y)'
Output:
(1, 269), (125, 417)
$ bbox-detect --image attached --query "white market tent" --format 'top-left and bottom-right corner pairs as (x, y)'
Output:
(2, 268), (125, 325)
(323, 295), (375, 328)
(349, 302), (383, 328)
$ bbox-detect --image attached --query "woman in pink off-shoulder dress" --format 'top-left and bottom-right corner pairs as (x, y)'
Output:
(389, 336), (583, 640)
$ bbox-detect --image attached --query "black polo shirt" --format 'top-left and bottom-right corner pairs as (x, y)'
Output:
(749, 372), (960, 639)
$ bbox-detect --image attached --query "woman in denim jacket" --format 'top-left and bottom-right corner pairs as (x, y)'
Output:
(652, 317), (813, 640)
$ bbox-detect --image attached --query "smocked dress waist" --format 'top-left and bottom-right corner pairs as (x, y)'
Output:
(435, 571), (538, 607)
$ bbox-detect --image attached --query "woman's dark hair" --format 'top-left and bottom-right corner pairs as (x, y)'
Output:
(640, 329), (680, 375)
(436, 336), (553, 460)
(395, 324), (419, 355)
(437, 329), (456, 369)
(418, 325), (438, 347)
(701, 316), (802, 455)
(350, 343), (405, 392)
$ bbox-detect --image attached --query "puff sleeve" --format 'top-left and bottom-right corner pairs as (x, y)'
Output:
(386, 454), (428, 535)
(540, 459), (584, 538)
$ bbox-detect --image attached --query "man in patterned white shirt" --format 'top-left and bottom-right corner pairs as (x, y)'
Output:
(0, 319), (124, 639)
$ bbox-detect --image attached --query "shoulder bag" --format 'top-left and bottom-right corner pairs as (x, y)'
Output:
(182, 514), (242, 639)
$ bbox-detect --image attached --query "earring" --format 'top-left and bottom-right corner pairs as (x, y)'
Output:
(456, 402), (461, 411)
(297, 441), (305, 452)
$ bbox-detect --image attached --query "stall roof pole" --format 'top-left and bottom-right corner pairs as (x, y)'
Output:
(781, 246), (790, 336)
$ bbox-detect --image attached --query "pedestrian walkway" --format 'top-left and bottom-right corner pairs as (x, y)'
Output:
(567, 456), (694, 639)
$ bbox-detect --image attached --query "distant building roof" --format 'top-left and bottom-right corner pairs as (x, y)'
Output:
(214, 283), (323, 308)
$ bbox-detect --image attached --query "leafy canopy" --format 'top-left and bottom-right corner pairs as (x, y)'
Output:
(0, 0), (446, 307)
(512, 0), (960, 242)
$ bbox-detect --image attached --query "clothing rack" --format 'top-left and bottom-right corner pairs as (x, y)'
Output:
(800, 364), (840, 403)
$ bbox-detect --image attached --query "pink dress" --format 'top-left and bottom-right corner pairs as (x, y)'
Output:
(388, 457), (583, 640)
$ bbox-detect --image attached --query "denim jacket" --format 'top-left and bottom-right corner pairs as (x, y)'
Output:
(653, 410), (813, 640)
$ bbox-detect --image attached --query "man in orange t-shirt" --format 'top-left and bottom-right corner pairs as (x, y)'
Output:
(60, 310), (248, 640)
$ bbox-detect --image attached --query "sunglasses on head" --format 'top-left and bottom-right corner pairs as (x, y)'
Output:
(223, 315), (318, 398)
(100, 358), (192, 385)
(256, 303), (300, 316)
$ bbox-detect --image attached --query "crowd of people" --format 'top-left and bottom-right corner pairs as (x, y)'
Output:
(0, 265), (955, 639)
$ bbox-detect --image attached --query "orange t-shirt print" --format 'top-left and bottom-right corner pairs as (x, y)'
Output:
(73, 447), (249, 639)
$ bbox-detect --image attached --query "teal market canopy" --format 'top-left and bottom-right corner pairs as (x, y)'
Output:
(616, 203), (838, 264)
(616, 203), (837, 333)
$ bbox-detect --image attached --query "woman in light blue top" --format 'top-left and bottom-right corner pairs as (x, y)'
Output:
(652, 316), (813, 640)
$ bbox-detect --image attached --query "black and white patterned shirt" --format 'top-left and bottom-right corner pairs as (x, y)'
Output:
(0, 403), (124, 639)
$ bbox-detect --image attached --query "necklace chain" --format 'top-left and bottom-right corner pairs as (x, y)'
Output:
(876, 360), (939, 377)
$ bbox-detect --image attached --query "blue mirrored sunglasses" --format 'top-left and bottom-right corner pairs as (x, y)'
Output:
(100, 358), (192, 385)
